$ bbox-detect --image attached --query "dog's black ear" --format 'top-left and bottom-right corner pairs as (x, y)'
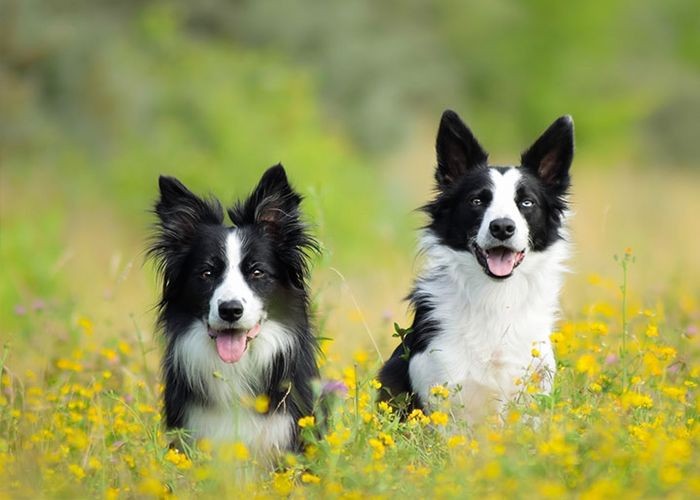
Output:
(229, 164), (319, 288)
(149, 176), (223, 280)
(521, 116), (574, 189)
(253, 164), (302, 226)
(155, 176), (223, 229)
(228, 164), (302, 228)
(435, 110), (488, 189)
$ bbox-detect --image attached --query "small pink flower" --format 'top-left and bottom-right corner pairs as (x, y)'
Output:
(322, 379), (349, 397)
(667, 363), (681, 374)
(605, 354), (619, 365)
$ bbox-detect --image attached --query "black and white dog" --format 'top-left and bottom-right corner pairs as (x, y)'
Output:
(379, 110), (574, 423)
(149, 165), (319, 453)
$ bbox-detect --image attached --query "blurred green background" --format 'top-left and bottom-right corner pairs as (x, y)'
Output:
(1, 0), (699, 357)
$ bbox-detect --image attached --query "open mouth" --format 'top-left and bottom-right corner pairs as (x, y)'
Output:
(472, 243), (525, 279)
(208, 324), (261, 364)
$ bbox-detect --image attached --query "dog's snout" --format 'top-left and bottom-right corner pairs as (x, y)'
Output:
(489, 218), (516, 241)
(218, 300), (244, 322)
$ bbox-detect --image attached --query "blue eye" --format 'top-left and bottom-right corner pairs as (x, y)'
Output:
(520, 199), (534, 208)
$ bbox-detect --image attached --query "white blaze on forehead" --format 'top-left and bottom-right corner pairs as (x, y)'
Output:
(475, 168), (530, 251)
(487, 168), (522, 217)
(218, 231), (247, 302)
(208, 231), (264, 330)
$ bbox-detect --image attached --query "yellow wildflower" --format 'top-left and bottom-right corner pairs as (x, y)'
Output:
(298, 415), (315, 428)
(430, 411), (449, 426)
(117, 341), (132, 356)
(353, 350), (368, 365)
(272, 471), (294, 496)
(368, 438), (385, 459)
(620, 392), (654, 410)
(301, 472), (321, 484)
(662, 386), (686, 404)
(100, 349), (118, 363)
(164, 448), (192, 469)
(378, 432), (395, 447)
(377, 401), (393, 414)
(77, 316), (94, 336)
(254, 394), (270, 413)
(220, 442), (249, 461)
(56, 358), (83, 372)
(447, 435), (467, 448)
(138, 478), (166, 496)
(430, 384), (450, 399)
(407, 408), (431, 426)
(659, 465), (682, 485)
(68, 464), (86, 481)
(326, 427), (350, 449)
(576, 354), (599, 376)
(105, 488), (120, 500)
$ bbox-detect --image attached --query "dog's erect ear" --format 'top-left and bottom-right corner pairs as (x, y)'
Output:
(521, 116), (574, 189)
(435, 110), (488, 189)
(228, 164), (318, 288)
(253, 164), (302, 226)
(155, 176), (223, 228)
(228, 164), (302, 229)
(149, 176), (223, 279)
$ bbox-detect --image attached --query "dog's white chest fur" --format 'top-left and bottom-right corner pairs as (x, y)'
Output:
(172, 320), (295, 452)
(408, 233), (568, 422)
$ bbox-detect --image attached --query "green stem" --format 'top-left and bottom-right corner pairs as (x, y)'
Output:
(620, 257), (629, 392)
(0, 343), (8, 378)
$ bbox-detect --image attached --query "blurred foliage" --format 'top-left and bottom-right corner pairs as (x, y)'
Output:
(436, 0), (700, 163)
(2, 0), (699, 163)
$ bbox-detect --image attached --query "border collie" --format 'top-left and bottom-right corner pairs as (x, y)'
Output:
(379, 110), (574, 423)
(148, 165), (319, 454)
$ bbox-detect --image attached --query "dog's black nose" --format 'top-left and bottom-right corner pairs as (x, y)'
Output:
(489, 218), (516, 240)
(218, 300), (244, 322)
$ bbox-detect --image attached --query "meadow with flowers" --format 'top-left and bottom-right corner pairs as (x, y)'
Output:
(2, 171), (700, 499)
(2, 3), (700, 495)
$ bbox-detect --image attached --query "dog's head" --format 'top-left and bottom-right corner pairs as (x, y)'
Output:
(149, 164), (317, 363)
(425, 110), (574, 280)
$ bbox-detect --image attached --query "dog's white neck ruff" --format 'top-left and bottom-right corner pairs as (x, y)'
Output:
(408, 229), (569, 423)
(172, 319), (296, 453)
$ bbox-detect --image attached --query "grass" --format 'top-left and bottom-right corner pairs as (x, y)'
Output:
(1, 164), (699, 497)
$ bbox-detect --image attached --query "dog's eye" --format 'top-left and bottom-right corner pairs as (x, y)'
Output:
(470, 197), (483, 207)
(250, 268), (265, 279)
(520, 199), (535, 208)
(201, 270), (213, 280)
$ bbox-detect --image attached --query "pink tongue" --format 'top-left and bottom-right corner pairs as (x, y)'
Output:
(215, 333), (248, 363)
(486, 248), (516, 277)
(214, 324), (262, 364)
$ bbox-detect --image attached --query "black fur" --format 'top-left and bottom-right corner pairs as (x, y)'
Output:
(148, 164), (320, 450)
